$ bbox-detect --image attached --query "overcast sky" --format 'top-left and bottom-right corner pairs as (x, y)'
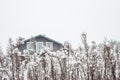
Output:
(0, 0), (120, 51)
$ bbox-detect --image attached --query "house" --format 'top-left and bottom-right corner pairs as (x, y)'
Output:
(19, 34), (63, 54)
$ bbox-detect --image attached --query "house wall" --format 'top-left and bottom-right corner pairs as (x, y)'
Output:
(19, 36), (62, 54)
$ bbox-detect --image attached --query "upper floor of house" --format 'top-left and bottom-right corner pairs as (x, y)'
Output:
(19, 35), (63, 54)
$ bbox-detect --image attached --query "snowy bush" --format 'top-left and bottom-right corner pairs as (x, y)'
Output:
(0, 34), (120, 80)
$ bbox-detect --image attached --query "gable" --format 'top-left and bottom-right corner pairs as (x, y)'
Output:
(19, 35), (63, 52)
(24, 35), (63, 46)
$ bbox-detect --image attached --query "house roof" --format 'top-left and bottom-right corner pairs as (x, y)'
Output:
(24, 34), (63, 46)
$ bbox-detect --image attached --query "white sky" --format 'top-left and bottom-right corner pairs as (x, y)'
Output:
(0, 0), (120, 51)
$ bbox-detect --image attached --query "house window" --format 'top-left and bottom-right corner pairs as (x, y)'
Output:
(27, 42), (33, 50)
(46, 42), (53, 50)
(36, 42), (43, 52)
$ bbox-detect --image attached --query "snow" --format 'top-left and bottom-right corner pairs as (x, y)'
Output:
(0, 38), (120, 80)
